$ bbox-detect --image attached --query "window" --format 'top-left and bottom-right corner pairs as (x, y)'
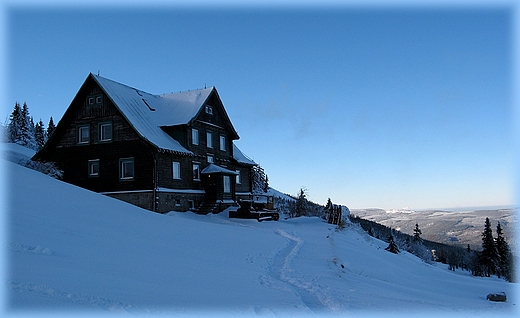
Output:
(192, 128), (199, 145)
(205, 105), (213, 115)
(220, 135), (226, 151)
(99, 122), (112, 142)
(206, 131), (213, 148)
(223, 175), (231, 193)
(120, 158), (134, 180)
(172, 161), (181, 180)
(236, 170), (241, 184)
(77, 125), (90, 144)
(88, 160), (100, 177)
(87, 94), (102, 106)
(207, 155), (214, 163)
(192, 163), (200, 180)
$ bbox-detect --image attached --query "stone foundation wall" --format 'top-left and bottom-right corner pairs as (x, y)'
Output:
(105, 191), (207, 213)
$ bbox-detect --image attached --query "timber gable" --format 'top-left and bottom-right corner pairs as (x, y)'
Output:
(34, 73), (256, 214)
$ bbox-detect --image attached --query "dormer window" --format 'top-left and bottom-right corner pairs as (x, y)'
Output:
(205, 105), (213, 115)
(87, 94), (103, 106)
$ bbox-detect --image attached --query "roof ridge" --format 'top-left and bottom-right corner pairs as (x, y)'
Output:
(92, 73), (155, 97)
(92, 74), (213, 98)
(160, 86), (214, 96)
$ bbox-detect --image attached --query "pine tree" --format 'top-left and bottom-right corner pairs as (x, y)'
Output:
(19, 102), (37, 149)
(252, 165), (268, 194)
(28, 116), (35, 140)
(413, 223), (423, 243)
(385, 233), (400, 254)
(20, 102), (31, 146)
(294, 187), (308, 217)
(325, 198), (333, 221)
(495, 222), (514, 281)
(479, 217), (499, 277)
(8, 102), (23, 143)
(46, 116), (56, 140)
(326, 198), (333, 210)
(34, 119), (45, 150)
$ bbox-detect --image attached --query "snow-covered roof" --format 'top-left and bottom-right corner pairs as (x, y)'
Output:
(92, 74), (214, 154)
(201, 163), (238, 175)
(233, 144), (256, 165)
(91, 74), (254, 162)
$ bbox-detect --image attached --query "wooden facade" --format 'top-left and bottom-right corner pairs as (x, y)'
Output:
(34, 73), (256, 213)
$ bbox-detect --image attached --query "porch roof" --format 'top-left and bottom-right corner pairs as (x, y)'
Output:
(201, 163), (239, 175)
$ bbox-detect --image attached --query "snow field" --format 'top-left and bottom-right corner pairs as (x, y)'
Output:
(2, 144), (518, 317)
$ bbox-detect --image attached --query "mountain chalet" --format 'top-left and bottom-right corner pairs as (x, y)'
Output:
(33, 73), (256, 213)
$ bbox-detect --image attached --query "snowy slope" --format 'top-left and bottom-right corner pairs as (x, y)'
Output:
(266, 187), (296, 202)
(2, 148), (518, 317)
(0, 142), (36, 164)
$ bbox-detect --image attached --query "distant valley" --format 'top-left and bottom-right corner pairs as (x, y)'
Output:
(350, 207), (517, 251)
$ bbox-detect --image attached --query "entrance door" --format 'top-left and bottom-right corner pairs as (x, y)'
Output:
(204, 174), (218, 201)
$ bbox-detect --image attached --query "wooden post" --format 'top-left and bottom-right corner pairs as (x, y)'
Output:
(328, 205), (342, 225)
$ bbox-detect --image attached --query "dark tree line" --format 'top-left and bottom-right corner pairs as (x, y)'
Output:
(4, 101), (55, 150)
(287, 188), (334, 218)
(270, 189), (340, 220)
(3, 101), (61, 178)
(350, 214), (515, 282)
(472, 218), (515, 281)
(350, 215), (436, 262)
(250, 165), (328, 219)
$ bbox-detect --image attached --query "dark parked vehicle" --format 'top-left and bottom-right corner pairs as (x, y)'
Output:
(229, 196), (279, 222)
(487, 292), (507, 302)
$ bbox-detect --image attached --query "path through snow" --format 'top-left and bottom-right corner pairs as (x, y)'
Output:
(269, 229), (342, 314)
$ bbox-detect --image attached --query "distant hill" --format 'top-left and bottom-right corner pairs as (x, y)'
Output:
(351, 207), (516, 251)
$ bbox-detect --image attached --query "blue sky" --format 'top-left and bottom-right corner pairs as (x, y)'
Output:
(2, 2), (516, 210)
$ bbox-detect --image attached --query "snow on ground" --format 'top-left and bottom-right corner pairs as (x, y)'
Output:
(0, 143), (36, 164)
(1, 144), (518, 317)
(266, 187), (295, 202)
